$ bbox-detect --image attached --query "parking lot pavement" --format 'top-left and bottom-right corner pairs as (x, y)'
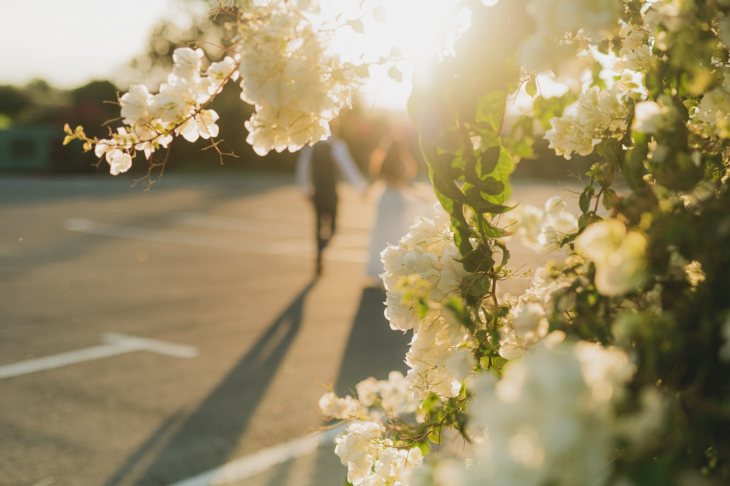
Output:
(0, 173), (575, 485)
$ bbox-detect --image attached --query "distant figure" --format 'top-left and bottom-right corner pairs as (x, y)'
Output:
(296, 132), (367, 276)
(366, 137), (427, 282)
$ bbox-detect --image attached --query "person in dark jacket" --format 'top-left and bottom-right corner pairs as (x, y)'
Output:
(296, 132), (367, 275)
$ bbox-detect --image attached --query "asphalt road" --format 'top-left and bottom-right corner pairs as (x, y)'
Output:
(0, 173), (573, 486)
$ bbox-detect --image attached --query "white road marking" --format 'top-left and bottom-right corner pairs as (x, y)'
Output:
(0, 333), (198, 380)
(171, 425), (345, 486)
(65, 218), (368, 263)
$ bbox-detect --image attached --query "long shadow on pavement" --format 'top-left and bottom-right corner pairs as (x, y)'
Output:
(333, 287), (410, 396)
(307, 286), (411, 486)
(104, 281), (315, 486)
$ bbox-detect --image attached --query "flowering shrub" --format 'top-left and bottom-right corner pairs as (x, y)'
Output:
(68, 0), (730, 484)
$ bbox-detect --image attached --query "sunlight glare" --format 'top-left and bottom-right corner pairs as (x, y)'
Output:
(325, 0), (469, 111)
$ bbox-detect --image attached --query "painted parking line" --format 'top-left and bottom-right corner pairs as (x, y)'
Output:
(65, 218), (368, 263)
(0, 333), (198, 380)
(171, 425), (345, 486)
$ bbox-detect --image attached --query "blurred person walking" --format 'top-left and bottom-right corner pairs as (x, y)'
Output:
(365, 136), (428, 284)
(296, 127), (367, 276)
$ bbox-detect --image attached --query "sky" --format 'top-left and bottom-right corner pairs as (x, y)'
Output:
(0, 0), (466, 111)
(0, 0), (185, 88)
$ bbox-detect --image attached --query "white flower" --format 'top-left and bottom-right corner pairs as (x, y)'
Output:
(177, 109), (220, 142)
(511, 204), (544, 250)
(378, 371), (417, 415)
(318, 392), (361, 419)
(406, 313), (470, 399)
(244, 106), (329, 156)
(646, 0), (687, 33)
(207, 56), (240, 84)
(150, 82), (196, 124)
(467, 338), (635, 485)
(120, 84), (152, 125)
(545, 115), (597, 160)
(615, 24), (653, 72)
(352, 372), (418, 416)
(236, 4), (366, 155)
(509, 196), (578, 252)
(94, 140), (112, 158)
(499, 302), (550, 359)
(444, 348), (475, 381)
(575, 220), (647, 296)
(546, 84), (631, 160)
(382, 204), (466, 332)
(172, 47), (204, 82)
(106, 149), (132, 176)
(694, 74), (730, 139)
(333, 420), (423, 486)
(512, 303), (549, 336)
(355, 377), (380, 408)
(335, 421), (384, 485)
(633, 99), (677, 134)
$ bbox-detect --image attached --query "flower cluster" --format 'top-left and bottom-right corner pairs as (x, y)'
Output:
(575, 219), (647, 297)
(65, 0), (373, 175)
(236, 1), (367, 155)
(320, 371), (424, 485)
(334, 421), (424, 486)
(632, 96), (678, 135)
(355, 371), (419, 417)
(381, 206), (473, 399)
(545, 80), (634, 159)
(505, 196), (579, 253)
(319, 371), (418, 421)
(498, 266), (571, 359)
(693, 72), (730, 140)
(614, 23), (653, 73)
(463, 335), (636, 486)
(65, 47), (238, 175)
(319, 392), (364, 421)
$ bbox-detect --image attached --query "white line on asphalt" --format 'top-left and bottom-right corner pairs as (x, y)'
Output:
(171, 425), (345, 486)
(0, 333), (198, 380)
(65, 218), (368, 263)
(101, 333), (199, 358)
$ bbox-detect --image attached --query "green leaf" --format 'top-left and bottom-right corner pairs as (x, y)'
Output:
(460, 243), (495, 274)
(579, 186), (595, 213)
(478, 146), (500, 174)
(525, 77), (537, 97)
(624, 133), (649, 190)
(428, 427), (442, 444)
(602, 188), (618, 209)
(464, 186), (512, 214)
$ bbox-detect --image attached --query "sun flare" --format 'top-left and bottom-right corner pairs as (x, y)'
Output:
(324, 0), (470, 110)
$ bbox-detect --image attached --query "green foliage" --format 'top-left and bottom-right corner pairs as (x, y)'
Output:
(0, 85), (31, 117)
(406, 0), (730, 481)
